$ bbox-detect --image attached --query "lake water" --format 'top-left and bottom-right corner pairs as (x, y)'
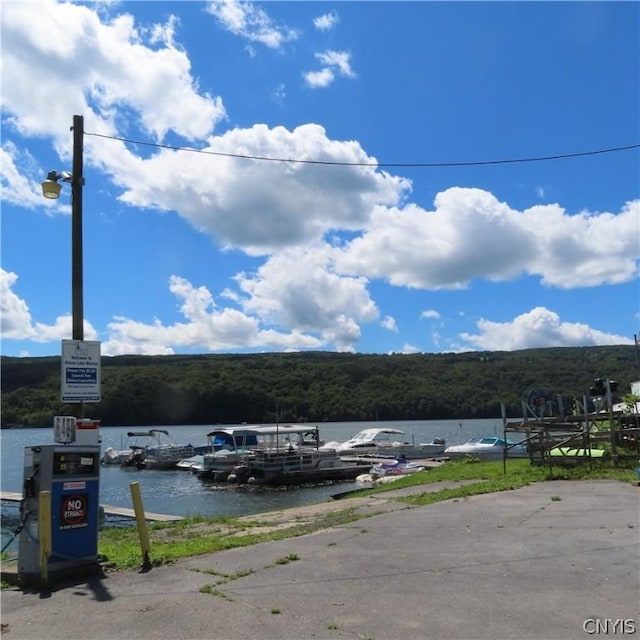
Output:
(1, 418), (502, 551)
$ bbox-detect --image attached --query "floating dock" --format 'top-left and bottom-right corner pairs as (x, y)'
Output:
(0, 491), (182, 522)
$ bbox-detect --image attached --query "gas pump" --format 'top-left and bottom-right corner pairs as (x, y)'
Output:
(18, 416), (101, 587)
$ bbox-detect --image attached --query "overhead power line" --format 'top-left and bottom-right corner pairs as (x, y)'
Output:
(85, 131), (640, 168)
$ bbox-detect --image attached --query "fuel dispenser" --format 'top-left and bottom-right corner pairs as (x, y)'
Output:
(18, 417), (101, 587)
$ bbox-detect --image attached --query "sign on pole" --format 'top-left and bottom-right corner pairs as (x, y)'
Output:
(61, 340), (101, 403)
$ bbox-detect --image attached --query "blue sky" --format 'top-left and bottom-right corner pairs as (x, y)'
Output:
(1, 0), (639, 358)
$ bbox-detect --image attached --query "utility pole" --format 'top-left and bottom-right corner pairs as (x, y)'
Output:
(71, 114), (84, 343)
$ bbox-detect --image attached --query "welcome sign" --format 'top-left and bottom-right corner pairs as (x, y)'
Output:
(61, 340), (101, 402)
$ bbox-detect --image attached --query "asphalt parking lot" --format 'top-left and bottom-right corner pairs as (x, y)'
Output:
(1, 479), (638, 640)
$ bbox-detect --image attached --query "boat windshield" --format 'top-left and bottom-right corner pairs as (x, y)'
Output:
(350, 429), (403, 443)
(350, 431), (377, 443)
(464, 437), (504, 446)
(210, 433), (259, 451)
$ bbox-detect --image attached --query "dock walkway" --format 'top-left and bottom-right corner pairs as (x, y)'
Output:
(0, 491), (182, 522)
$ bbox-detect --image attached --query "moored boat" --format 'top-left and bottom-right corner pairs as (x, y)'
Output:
(114, 429), (197, 470)
(444, 436), (528, 461)
(225, 425), (366, 486)
(321, 427), (446, 459)
(370, 457), (426, 478)
(176, 454), (206, 472)
(101, 446), (132, 465)
(198, 425), (330, 482)
(197, 427), (262, 482)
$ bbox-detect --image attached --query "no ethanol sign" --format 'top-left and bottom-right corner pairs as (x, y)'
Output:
(60, 493), (89, 530)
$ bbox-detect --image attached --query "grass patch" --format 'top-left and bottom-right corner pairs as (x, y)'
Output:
(355, 457), (633, 498)
(99, 509), (361, 569)
(98, 459), (636, 570)
(395, 459), (634, 507)
(267, 553), (300, 568)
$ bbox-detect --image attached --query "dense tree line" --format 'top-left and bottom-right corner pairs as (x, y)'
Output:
(1, 346), (638, 428)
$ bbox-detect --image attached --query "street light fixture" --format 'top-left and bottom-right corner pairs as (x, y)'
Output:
(41, 170), (72, 199)
(40, 114), (85, 344)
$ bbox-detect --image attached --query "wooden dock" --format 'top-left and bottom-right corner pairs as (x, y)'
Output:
(0, 491), (182, 522)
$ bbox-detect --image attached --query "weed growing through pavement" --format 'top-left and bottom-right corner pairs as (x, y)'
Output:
(273, 553), (299, 565)
(199, 584), (233, 600)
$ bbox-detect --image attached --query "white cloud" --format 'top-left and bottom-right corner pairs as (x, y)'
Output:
(1, 1), (226, 149)
(315, 50), (356, 78)
(336, 189), (640, 290)
(303, 50), (356, 88)
(234, 246), (379, 351)
(147, 13), (179, 47)
(303, 67), (335, 88)
(206, 0), (299, 49)
(272, 83), (286, 103)
(101, 274), (326, 355)
(0, 268), (97, 343)
(314, 11), (339, 31)
(401, 344), (421, 354)
(519, 199), (640, 288)
(32, 315), (98, 344)
(459, 306), (634, 351)
(114, 123), (410, 254)
(421, 310), (441, 320)
(381, 315), (398, 332)
(3, 266), (633, 355)
(0, 143), (61, 210)
(1, 269), (34, 339)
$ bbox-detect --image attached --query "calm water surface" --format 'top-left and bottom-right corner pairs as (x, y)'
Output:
(1, 419), (502, 549)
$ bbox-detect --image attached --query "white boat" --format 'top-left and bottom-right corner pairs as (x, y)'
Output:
(176, 454), (205, 472)
(320, 428), (446, 459)
(352, 457), (427, 484)
(225, 425), (367, 486)
(113, 429), (196, 470)
(444, 436), (528, 461)
(100, 446), (132, 465)
(100, 430), (153, 466)
(370, 458), (426, 478)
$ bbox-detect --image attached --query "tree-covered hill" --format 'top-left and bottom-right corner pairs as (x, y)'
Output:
(1, 346), (638, 428)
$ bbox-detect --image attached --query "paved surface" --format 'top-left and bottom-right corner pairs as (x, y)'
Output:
(1, 479), (638, 640)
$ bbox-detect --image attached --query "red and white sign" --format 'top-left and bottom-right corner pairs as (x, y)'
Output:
(63, 481), (86, 491)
